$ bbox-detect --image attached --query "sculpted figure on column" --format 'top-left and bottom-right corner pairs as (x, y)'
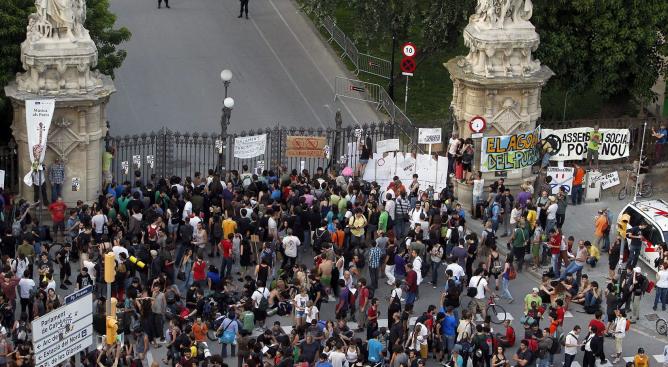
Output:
(471, 0), (533, 29)
(33, 0), (90, 40)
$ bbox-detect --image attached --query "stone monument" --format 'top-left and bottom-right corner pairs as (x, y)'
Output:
(5, 0), (115, 205)
(445, 0), (553, 208)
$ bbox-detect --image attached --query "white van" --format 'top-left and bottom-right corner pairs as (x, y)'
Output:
(618, 199), (668, 272)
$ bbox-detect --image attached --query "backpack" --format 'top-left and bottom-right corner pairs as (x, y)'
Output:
(550, 335), (561, 354)
(256, 289), (269, 311)
(643, 277), (654, 294)
(212, 218), (223, 239)
(13, 323), (28, 343)
(241, 311), (255, 332)
(484, 230), (496, 248)
(625, 319), (631, 331)
(526, 338), (538, 353)
(242, 175), (252, 189)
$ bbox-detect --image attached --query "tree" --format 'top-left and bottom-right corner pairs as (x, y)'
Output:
(85, 0), (131, 79)
(420, 0), (472, 57)
(0, 0), (33, 111)
(299, 0), (337, 19)
(532, 0), (668, 105)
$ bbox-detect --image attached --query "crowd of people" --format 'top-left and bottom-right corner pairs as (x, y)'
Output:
(0, 148), (664, 367)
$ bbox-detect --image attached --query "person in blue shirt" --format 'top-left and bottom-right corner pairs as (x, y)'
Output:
(439, 306), (458, 358)
(652, 123), (667, 164)
(367, 330), (383, 363)
(216, 312), (239, 358)
(315, 352), (333, 367)
(491, 198), (501, 233)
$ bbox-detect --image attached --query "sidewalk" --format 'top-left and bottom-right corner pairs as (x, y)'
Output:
(465, 167), (668, 339)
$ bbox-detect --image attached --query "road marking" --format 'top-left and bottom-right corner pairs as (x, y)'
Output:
(498, 312), (514, 321)
(572, 362), (581, 367)
(266, 0), (364, 125)
(623, 357), (634, 363)
(564, 311), (574, 318)
(250, 18), (326, 128)
(653, 355), (665, 363)
(378, 318), (388, 328)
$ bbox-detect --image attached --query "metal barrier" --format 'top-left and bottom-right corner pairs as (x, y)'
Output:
(358, 53), (392, 79)
(319, 16), (389, 79)
(334, 76), (382, 105)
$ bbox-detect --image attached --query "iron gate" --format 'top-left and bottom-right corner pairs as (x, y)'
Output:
(106, 120), (421, 181)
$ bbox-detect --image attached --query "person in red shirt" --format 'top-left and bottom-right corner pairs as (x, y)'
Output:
(548, 228), (562, 277)
(219, 233), (234, 279)
(496, 319), (516, 348)
(192, 254), (207, 287)
(588, 310), (606, 337)
(356, 279), (370, 332)
(405, 263), (418, 312)
(48, 197), (67, 241)
(366, 298), (379, 339)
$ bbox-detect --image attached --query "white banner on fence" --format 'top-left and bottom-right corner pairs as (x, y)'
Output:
(233, 134), (267, 159)
(376, 139), (400, 154)
(547, 167), (575, 195)
(418, 128), (442, 144)
(24, 99), (55, 187)
(0, 170), (4, 189)
(362, 152), (448, 195)
(592, 171), (621, 190)
(541, 127), (630, 161)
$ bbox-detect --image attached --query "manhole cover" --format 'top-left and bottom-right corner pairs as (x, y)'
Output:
(646, 314), (659, 321)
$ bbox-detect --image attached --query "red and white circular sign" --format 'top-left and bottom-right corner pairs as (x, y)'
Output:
(402, 42), (417, 57)
(468, 115), (487, 133)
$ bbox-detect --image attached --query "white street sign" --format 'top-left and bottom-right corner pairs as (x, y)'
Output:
(33, 287), (94, 367)
(418, 128), (442, 145)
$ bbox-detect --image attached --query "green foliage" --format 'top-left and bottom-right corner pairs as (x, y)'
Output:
(298, 0), (337, 19)
(0, 0), (33, 110)
(85, 0), (131, 79)
(421, 0), (473, 55)
(533, 0), (668, 105)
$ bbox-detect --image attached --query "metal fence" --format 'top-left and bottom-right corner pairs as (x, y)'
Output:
(0, 140), (18, 194)
(320, 15), (391, 79)
(106, 120), (420, 182)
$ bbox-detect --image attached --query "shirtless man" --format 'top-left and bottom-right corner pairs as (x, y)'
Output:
(318, 253), (333, 293)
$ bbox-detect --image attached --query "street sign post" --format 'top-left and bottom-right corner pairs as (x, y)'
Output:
(400, 43), (418, 112)
(33, 286), (94, 367)
(418, 128), (442, 155)
(402, 42), (417, 57)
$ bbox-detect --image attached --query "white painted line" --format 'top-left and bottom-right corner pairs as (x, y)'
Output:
(378, 319), (388, 328)
(564, 311), (574, 318)
(499, 312), (514, 321)
(653, 355), (665, 363)
(623, 357), (634, 363)
(475, 314), (484, 322)
(347, 321), (359, 330)
(250, 18), (326, 128)
(571, 362), (581, 367)
(409, 316), (418, 326)
(595, 360), (613, 367)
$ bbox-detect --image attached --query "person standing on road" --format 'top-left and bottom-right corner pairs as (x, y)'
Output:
(611, 309), (627, 364)
(545, 196), (558, 235)
(238, 0), (249, 19)
(563, 325), (581, 367)
(468, 267), (490, 319)
(654, 263), (668, 311)
(509, 218), (528, 273)
(652, 123), (667, 164)
(626, 222), (647, 268)
(367, 241), (382, 291)
(593, 210), (609, 249)
(571, 163), (585, 205)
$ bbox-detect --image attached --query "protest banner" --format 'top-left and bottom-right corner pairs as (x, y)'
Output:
(541, 127), (630, 161)
(233, 134), (267, 159)
(480, 127), (541, 172)
(592, 171), (621, 190)
(24, 99), (55, 186)
(286, 136), (327, 158)
(547, 167), (575, 194)
(376, 139), (400, 154)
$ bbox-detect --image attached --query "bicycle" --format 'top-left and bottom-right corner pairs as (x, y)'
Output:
(618, 167), (653, 200)
(467, 295), (507, 324)
(657, 316), (667, 336)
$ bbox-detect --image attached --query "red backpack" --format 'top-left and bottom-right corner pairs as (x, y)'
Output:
(526, 338), (538, 353)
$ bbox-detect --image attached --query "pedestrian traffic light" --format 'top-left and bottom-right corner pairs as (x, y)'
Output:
(104, 252), (116, 283)
(618, 213), (630, 238)
(105, 315), (117, 345)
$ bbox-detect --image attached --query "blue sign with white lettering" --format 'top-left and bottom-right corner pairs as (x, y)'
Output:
(64, 285), (93, 304)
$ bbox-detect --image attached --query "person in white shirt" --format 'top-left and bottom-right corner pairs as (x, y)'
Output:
(282, 229), (300, 270)
(252, 283), (270, 328)
(329, 345), (347, 367)
(545, 196), (558, 234)
(411, 250), (423, 286)
(112, 243), (129, 263)
(446, 261), (466, 284)
(564, 325), (582, 367)
(447, 132), (461, 176)
(18, 271), (36, 320)
(305, 301), (319, 324)
(293, 287), (309, 327)
(662, 343), (668, 367)
(182, 196), (193, 220)
(611, 309), (627, 363)
(468, 268), (490, 318)
(654, 263), (668, 311)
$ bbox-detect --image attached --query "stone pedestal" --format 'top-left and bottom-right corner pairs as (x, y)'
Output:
(5, 79), (115, 206)
(4, 0), (116, 206)
(444, 3), (553, 209)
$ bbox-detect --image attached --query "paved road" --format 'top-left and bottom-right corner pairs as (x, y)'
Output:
(106, 0), (382, 135)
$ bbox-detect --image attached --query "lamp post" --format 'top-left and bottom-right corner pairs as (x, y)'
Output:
(218, 70), (233, 174)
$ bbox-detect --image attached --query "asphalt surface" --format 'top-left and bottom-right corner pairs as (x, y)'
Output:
(106, 0), (382, 134)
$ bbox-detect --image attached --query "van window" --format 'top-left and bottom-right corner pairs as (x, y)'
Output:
(623, 207), (644, 226)
(646, 227), (664, 247)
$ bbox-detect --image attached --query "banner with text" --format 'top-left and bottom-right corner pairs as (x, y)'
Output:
(592, 171), (621, 190)
(480, 127), (541, 172)
(362, 152), (449, 194)
(541, 127), (630, 161)
(286, 136), (327, 158)
(546, 167), (575, 194)
(376, 139), (400, 154)
(233, 134), (267, 159)
(24, 99), (55, 186)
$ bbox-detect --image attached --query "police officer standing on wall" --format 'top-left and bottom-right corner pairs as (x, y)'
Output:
(238, 0), (249, 19)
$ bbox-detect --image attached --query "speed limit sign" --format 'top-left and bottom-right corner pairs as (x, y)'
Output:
(402, 42), (417, 57)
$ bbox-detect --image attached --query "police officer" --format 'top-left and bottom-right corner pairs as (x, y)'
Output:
(158, 0), (170, 9)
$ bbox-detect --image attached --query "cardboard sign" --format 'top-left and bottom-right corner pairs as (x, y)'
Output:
(418, 128), (442, 144)
(286, 136), (327, 158)
(547, 167), (574, 194)
(592, 171), (621, 190)
(480, 127), (541, 172)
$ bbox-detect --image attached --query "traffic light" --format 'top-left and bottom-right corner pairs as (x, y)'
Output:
(104, 252), (116, 283)
(105, 316), (117, 345)
(618, 213), (630, 238)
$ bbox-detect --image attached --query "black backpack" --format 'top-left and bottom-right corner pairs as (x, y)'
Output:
(484, 230), (496, 248)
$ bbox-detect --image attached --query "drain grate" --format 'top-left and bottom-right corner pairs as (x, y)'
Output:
(646, 314), (659, 321)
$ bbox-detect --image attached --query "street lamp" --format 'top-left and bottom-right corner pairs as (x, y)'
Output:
(218, 69), (233, 174)
(220, 69), (232, 98)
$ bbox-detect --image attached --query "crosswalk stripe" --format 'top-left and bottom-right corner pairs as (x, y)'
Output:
(564, 311), (574, 318)
(653, 355), (665, 363)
